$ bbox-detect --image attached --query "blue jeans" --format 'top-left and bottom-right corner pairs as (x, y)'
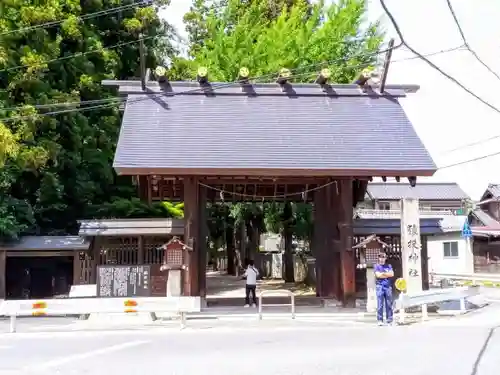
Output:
(376, 285), (393, 323)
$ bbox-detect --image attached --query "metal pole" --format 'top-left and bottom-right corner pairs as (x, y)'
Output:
(179, 312), (187, 330)
(258, 293), (263, 320)
(10, 315), (16, 333)
(291, 295), (295, 319)
(398, 293), (405, 324)
(421, 304), (428, 321)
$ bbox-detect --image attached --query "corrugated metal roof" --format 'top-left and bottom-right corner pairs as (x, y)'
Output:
(471, 209), (500, 228)
(79, 218), (184, 236)
(439, 215), (469, 233)
(0, 236), (90, 251)
(366, 182), (469, 200)
(112, 82), (436, 175)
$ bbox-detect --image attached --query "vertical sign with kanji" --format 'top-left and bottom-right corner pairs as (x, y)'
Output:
(401, 198), (423, 294)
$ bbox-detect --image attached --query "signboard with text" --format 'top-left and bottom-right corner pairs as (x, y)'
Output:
(400, 198), (423, 294)
(97, 265), (151, 298)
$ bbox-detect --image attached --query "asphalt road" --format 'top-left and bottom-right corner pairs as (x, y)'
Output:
(1, 311), (500, 375)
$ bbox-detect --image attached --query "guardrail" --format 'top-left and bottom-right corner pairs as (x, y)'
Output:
(0, 296), (201, 333)
(430, 272), (500, 288)
(397, 286), (480, 323)
(258, 290), (295, 320)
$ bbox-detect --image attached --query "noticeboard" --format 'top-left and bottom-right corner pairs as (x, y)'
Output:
(97, 265), (151, 298)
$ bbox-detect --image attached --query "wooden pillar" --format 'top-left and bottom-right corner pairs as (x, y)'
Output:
(312, 184), (326, 297)
(313, 180), (342, 301)
(198, 184), (207, 299)
(137, 236), (144, 265)
(339, 178), (356, 307)
(0, 250), (6, 299)
(327, 182), (342, 301)
(73, 253), (81, 286)
(89, 237), (101, 284)
(183, 177), (201, 296)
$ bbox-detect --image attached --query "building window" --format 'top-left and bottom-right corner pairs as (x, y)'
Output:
(443, 241), (459, 258)
(379, 201), (391, 210)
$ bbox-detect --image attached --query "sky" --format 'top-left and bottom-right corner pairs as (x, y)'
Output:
(159, 0), (500, 200)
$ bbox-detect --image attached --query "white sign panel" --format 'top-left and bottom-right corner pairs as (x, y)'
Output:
(401, 198), (423, 294)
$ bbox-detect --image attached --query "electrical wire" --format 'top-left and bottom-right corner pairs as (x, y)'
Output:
(438, 150), (500, 170)
(398, 45), (466, 61)
(0, 43), (402, 123)
(445, 0), (500, 82)
(439, 132), (500, 155)
(0, 43), (465, 113)
(0, 35), (158, 73)
(379, 0), (500, 115)
(0, 1), (153, 37)
(0, 98), (125, 113)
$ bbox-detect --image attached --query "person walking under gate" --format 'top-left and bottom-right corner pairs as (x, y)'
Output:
(374, 251), (394, 325)
(243, 259), (259, 307)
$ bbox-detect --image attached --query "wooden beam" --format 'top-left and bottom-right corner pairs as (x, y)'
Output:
(0, 250), (6, 299)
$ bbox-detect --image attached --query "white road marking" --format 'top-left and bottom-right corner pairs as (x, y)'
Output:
(21, 340), (149, 371)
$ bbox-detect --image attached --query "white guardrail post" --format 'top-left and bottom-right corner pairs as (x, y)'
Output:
(258, 290), (295, 320)
(0, 297), (201, 333)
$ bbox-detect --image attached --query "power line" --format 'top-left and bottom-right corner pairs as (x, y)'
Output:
(440, 132), (500, 155)
(445, 0), (500, 82)
(0, 1), (152, 37)
(0, 44), (401, 123)
(0, 35), (157, 73)
(0, 43), (464, 113)
(379, 0), (500, 115)
(398, 45), (466, 61)
(439, 150), (500, 170)
(0, 97), (124, 113)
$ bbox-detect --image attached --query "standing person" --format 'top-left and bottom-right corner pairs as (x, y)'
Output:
(243, 259), (259, 307)
(374, 251), (394, 326)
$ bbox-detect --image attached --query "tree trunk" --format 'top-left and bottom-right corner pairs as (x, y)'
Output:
(283, 202), (295, 283)
(226, 226), (236, 275)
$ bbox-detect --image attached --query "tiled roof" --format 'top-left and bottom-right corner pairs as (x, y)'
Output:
(439, 215), (469, 232)
(79, 218), (184, 236)
(366, 182), (469, 200)
(471, 209), (500, 228)
(481, 183), (500, 199)
(0, 236), (90, 251)
(110, 81), (436, 176)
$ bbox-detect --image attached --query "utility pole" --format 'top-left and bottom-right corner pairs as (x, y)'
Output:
(379, 38), (395, 93)
(139, 34), (147, 91)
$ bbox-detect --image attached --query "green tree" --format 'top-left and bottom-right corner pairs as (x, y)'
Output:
(183, 0), (312, 58)
(0, 0), (176, 240)
(187, 0), (382, 83)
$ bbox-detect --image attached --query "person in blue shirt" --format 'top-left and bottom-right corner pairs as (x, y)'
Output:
(374, 251), (394, 326)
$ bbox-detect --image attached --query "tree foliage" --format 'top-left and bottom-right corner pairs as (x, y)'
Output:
(187, 0), (383, 83)
(0, 0), (176, 240)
